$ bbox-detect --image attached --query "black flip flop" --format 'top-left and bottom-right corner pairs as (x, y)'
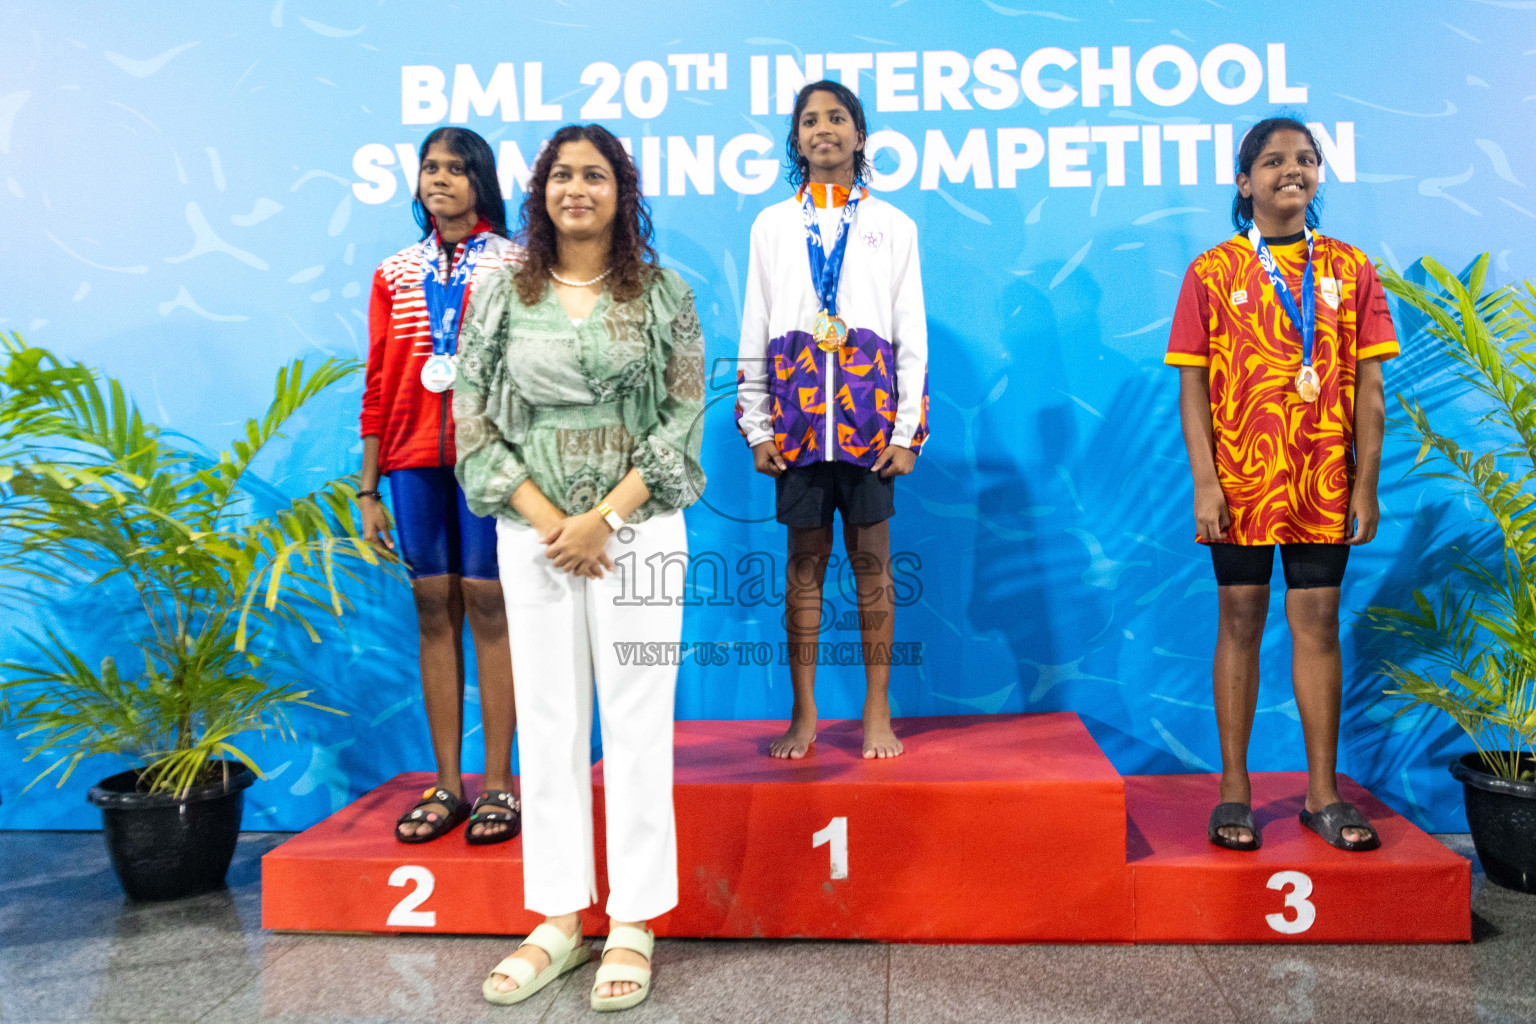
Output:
(466, 790), (521, 846)
(396, 786), (469, 844)
(1299, 800), (1381, 851)
(1207, 802), (1261, 851)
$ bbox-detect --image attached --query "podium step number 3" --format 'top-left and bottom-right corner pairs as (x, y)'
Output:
(1266, 870), (1315, 935)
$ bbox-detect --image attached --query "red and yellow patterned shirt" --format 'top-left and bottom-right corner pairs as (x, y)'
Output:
(1165, 233), (1399, 545)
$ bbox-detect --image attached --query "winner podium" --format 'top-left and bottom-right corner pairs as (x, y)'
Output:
(262, 714), (1469, 943)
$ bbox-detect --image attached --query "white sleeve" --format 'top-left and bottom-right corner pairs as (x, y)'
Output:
(888, 215), (928, 450)
(735, 215), (776, 449)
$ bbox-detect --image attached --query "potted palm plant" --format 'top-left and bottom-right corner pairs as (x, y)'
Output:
(0, 335), (396, 900)
(1366, 255), (1536, 894)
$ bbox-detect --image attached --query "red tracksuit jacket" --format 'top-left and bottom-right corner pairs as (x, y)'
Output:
(360, 226), (522, 471)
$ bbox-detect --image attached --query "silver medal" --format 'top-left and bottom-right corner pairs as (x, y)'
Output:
(420, 354), (456, 393)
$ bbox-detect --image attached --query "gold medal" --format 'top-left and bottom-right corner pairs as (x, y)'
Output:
(1294, 364), (1320, 402)
(812, 310), (847, 353)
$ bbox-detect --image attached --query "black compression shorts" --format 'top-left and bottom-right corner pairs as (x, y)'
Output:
(1208, 542), (1349, 589)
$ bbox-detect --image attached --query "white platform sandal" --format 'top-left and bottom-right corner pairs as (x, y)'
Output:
(482, 922), (589, 1005)
(590, 924), (654, 1012)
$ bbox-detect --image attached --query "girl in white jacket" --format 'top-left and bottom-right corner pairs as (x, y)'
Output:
(735, 80), (930, 760)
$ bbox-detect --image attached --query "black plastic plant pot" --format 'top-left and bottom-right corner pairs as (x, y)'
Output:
(1450, 752), (1536, 895)
(86, 761), (257, 901)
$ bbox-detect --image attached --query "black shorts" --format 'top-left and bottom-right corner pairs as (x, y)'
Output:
(1209, 543), (1349, 589)
(775, 461), (895, 528)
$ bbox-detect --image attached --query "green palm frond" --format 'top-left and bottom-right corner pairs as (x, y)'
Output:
(0, 337), (406, 798)
(196, 357), (360, 524)
(1370, 257), (1536, 780)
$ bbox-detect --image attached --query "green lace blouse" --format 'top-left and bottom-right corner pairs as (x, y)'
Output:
(452, 266), (706, 524)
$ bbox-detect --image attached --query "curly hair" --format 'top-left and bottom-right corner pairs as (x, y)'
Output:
(514, 124), (657, 306)
(784, 80), (870, 189)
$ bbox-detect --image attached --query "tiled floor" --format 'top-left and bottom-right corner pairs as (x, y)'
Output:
(1, 832), (1532, 1024)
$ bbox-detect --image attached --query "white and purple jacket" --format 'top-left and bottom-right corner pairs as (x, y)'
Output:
(735, 184), (929, 467)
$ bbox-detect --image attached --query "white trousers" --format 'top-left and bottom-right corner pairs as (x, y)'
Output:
(496, 509), (687, 922)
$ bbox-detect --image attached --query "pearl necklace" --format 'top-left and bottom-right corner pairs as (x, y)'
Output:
(550, 267), (612, 288)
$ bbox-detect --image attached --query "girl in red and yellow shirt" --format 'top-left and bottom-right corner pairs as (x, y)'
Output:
(1167, 117), (1398, 853)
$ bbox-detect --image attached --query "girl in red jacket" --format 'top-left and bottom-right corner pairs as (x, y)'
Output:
(358, 127), (523, 844)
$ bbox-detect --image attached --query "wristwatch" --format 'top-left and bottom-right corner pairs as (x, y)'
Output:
(594, 502), (624, 532)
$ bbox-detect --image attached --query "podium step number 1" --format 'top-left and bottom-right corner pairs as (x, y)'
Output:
(813, 816), (848, 880)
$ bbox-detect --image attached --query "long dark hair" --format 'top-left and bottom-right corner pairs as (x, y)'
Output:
(514, 123), (657, 306)
(784, 80), (870, 189)
(1232, 117), (1323, 233)
(412, 127), (508, 239)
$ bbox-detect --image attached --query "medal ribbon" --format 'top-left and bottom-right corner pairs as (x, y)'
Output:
(420, 232), (489, 356)
(801, 186), (862, 318)
(1247, 226), (1315, 368)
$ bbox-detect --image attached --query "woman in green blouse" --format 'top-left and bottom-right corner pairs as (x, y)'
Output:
(455, 124), (704, 1012)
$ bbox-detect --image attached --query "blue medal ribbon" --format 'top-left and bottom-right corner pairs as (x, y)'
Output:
(420, 232), (489, 356)
(1247, 226), (1315, 368)
(801, 186), (861, 318)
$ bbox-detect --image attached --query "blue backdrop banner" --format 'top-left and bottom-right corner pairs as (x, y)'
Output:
(2, 1), (1530, 831)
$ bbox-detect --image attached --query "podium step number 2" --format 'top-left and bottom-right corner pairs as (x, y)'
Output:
(387, 866), (437, 929)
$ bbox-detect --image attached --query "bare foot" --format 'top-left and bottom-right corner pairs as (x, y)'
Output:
(861, 718), (903, 759)
(861, 691), (903, 759)
(488, 914), (579, 994)
(769, 717), (817, 759)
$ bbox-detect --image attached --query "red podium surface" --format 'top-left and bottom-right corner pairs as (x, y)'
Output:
(656, 714), (1133, 941)
(259, 771), (605, 936)
(1126, 773), (1471, 943)
(262, 714), (1131, 941)
(261, 714), (1470, 943)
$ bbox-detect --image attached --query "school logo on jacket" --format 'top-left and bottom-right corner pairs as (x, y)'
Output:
(1319, 276), (1341, 310)
(862, 229), (884, 251)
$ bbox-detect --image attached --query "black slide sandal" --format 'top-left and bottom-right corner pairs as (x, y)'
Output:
(1207, 802), (1261, 850)
(466, 790), (521, 846)
(396, 786), (469, 844)
(1299, 800), (1381, 851)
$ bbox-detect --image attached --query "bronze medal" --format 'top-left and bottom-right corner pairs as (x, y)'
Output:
(1294, 364), (1320, 402)
(812, 310), (847, 353)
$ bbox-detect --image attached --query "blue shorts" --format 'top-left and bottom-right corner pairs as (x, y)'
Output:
(388, 466), (499, 580)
